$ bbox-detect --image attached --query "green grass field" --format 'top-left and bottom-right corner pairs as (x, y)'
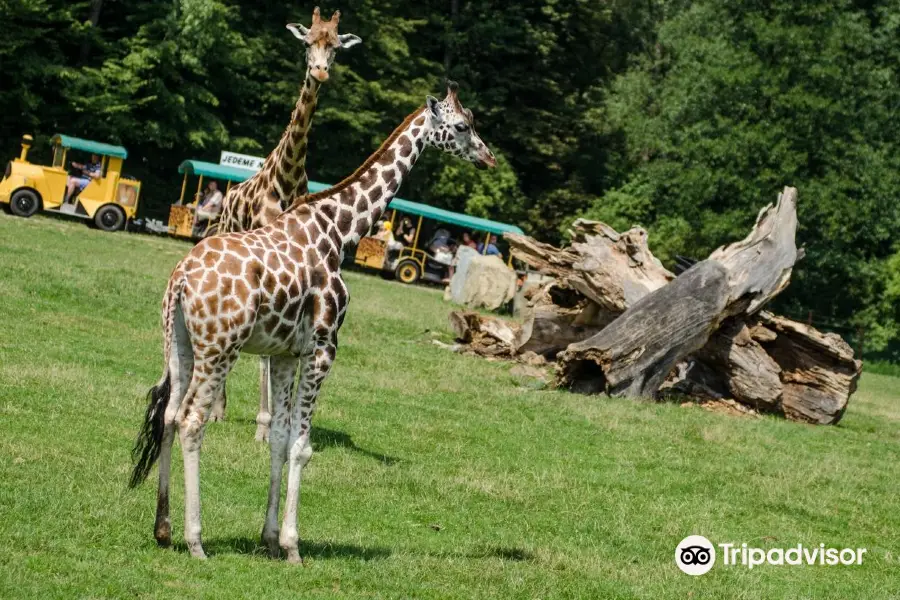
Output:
(0, 214), (898, 599)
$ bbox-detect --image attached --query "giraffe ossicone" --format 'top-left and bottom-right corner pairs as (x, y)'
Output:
(129, 83), (495, 562)
(210, 6), (361, 437)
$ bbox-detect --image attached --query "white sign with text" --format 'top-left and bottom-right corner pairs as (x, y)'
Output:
(219, 151), (265, 172)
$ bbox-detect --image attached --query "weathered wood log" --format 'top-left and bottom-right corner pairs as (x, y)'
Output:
(757, 312), (861, 424)
(556, 260), (736, 396)
(506, 220), (674, 314)
(453, 187), (857, 424)
(506, 221), (673, 354)
(514, 283), (612, 357)
(556, 187), (801, 397)
(695, 319), (783, 412)
(449, 310), (519, 357)
(666, 312), (861, 424)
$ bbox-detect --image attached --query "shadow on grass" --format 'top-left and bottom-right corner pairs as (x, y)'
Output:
(220, 421), (400, 466)
(176, 539), (529, 563)
(311, 426), (400, 466)
(201, 537), (392, 560)
(478, 546), (536, 561)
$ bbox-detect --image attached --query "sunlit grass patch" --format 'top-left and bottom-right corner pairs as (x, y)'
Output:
(0, 215), (897, 599)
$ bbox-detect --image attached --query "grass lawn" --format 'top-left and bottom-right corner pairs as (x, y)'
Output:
(0, 214), (898, 599)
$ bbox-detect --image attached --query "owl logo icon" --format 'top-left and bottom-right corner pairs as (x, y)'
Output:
(676, 535), (716, 575)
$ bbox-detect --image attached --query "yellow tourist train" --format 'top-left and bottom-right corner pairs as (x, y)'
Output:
(168, 164), (522, 284)
(0, 133), (141, 231)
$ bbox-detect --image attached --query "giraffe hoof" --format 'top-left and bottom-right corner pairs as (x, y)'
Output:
(254, 425), (270, 443)
(262, 533), (280, 558)
(285, 549), (303, 565)
(154, 523), (172, 548)
(187, 541), (207, 559)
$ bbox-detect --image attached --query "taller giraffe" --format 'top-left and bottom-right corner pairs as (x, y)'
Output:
(130, 83), (495, 563)
(213, 7), (361, 436)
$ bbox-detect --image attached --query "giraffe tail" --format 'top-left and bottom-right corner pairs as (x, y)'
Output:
(129, 270), (183, 488)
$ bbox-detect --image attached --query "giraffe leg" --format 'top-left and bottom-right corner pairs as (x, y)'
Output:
(155, 303), (193, 547)
(178, 357), (231, 559)
(280, 337), (336, 564)
(209, 388), (226, 422)
(254, 356), (272, 442)
(260, 355), (298, 558)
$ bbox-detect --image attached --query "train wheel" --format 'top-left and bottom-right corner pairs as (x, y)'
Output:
(94, 204), (126, 231)
(395, 259), (421, 284)
(10, 189), (41, 218)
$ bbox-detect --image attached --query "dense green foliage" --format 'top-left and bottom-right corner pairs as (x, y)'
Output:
(1, 215), (899, 598)
(1, 0), (898, 355)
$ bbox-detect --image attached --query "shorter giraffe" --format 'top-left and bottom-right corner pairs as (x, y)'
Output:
(129, 82), (495, 562)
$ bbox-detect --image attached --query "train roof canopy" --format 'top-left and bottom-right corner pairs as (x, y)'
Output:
(51, 134), (128, 159)
(178, 160), (256, 183)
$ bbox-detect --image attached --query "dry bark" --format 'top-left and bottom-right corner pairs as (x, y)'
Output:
(757, 312), (861, 424)
(556, 187), (800, 398)
(448, 311), (519, 358)
(695, 320), (783, 412)
(506, 220), (674, 314)
(514, 283), (611, 357)
(506, 220), (673, 355)
(661, 312), (860, 424)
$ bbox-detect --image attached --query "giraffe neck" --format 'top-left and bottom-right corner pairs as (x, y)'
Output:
(262, 70), (321, 202)
(299, 107), (432, 247)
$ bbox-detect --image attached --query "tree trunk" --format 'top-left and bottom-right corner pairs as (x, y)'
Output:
(506, 220), (674, 314)
(506, 220), (674, 356)
(514, 283), (612, 357)
(79, 0), (105, 64)
(444, 0), (460, 75)
(756, 312), (860, 424)
(557, 187), (800, 398)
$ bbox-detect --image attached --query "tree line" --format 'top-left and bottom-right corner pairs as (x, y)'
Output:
(2, 0), (898, 359)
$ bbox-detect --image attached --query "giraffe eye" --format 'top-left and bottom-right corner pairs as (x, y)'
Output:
(454, 123), (469, 133)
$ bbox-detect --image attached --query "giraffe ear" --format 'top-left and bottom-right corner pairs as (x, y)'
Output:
(286, 23), (311, 41)
(426, 96), (442, 121)
(338, 34), (362, 49)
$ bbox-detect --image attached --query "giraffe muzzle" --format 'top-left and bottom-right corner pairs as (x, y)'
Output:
(311, 68), (329, 82)
(476, 149), (497, 170)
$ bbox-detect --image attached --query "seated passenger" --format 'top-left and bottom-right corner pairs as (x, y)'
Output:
(374, 221), (402, 249)
(65, 154), (102, 203)
(396, 217), (417, 246)
(429, 228), (452, 254)
(461, 231), (478, 249)
(476, 234), (502, 257)
(192, 180), (224, 236)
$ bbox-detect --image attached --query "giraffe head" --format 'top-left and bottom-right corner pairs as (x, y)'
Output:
(425, 81), (496, 170)
(286, 7), (362, 83)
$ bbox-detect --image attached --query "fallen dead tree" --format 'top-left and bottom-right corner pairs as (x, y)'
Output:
(448, 310), (518, 358)
(449, 187), (861, 424)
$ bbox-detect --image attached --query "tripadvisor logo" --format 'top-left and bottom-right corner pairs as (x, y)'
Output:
(675, 536), (867, 575)
(676, 535), (716, 575)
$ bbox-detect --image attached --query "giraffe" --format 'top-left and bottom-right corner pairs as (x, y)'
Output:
(129, 82), (496, 562)
(210, 7), (361, 438)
